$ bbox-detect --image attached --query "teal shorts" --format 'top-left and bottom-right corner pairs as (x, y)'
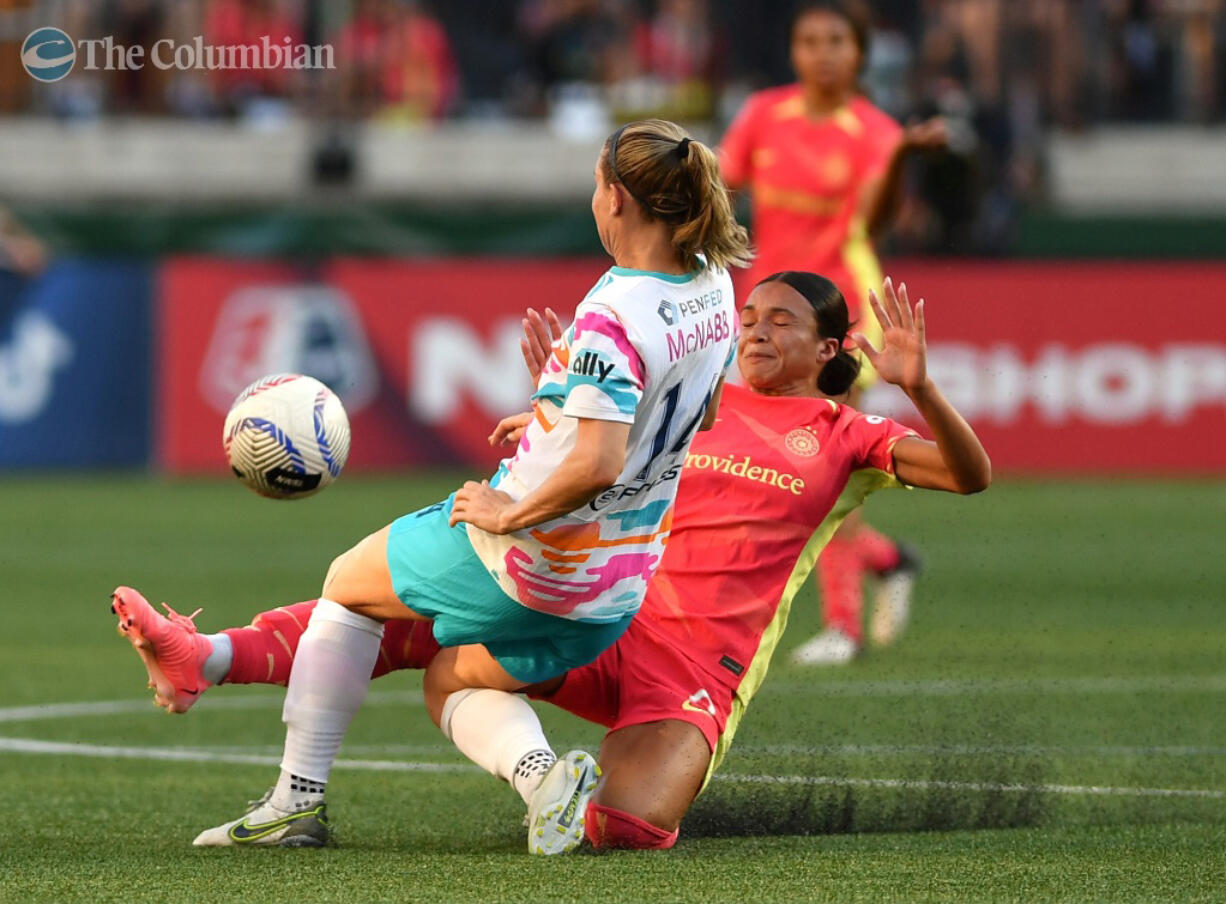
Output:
(385, 495), (633, 685)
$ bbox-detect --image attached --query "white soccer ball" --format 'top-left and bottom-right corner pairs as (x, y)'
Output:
(223, 374), (351, 500)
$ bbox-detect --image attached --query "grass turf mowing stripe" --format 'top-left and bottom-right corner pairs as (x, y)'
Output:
(2, 671), (1220, 726)
(715, 772), (1226, 800)
(765, 674), (1226, 696)
(2, 736), (1222, 801)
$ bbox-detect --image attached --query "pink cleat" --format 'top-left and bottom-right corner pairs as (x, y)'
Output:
(111, 586), (212, 713)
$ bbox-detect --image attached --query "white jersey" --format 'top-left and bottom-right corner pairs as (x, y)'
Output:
(467, 263), (737, 623)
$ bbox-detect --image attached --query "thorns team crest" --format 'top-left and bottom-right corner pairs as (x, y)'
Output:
(784, 428), (820, 457)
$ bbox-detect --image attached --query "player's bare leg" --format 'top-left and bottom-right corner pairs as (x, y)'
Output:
(585, 719), (711, 848)
(322, 525), (429, 622)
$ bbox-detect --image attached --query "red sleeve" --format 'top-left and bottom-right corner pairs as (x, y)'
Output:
(847, 412), (917, 474)
(718, 94), (761, 189)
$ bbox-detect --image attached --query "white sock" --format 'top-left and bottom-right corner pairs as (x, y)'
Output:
(268, 769), (326, 812)
(272, 598), (383, 809)
(440, 688), (556, 805)
(201, 633), (232, 685)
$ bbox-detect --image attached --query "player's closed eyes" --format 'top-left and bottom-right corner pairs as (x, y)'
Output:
(741, 315), (797, 328)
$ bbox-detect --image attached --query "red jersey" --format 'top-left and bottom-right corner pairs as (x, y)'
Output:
(719, 86), (902, 315)
(636, 383), (915, 702)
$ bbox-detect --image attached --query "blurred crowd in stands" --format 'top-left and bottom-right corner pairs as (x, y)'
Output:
(2, 0), (1224, 251)
(7, 0), (1223, 126)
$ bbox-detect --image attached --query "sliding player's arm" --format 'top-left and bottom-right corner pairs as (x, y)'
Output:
(890, 395), (989, 494)
(520, 306), (565, 383)
(852, 278), (990, 495)
(485, 307), (569, 448)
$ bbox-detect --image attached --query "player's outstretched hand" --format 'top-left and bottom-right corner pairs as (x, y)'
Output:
(450, 479), (516, 533)
(851, 277), (927, 392)
(520, 307), (565, 383)
(489, 412), (532, 446)
(903, 116), (949, 151)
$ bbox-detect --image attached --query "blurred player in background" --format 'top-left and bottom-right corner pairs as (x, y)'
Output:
(0, 207), (48, 278)
(719, 0), (949, 665)
(114, 118), (748, 854)
(113, 275), (990, 851)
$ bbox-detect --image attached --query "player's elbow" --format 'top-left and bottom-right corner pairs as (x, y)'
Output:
(954, 457), (992, 495)
(574, 446), (625, 491)
(591, 452), (626, 488)
(571, 418), (630, 490)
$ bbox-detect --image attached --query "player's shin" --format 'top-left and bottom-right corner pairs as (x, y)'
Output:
(440, 688), (556, 804)
(274, 598), (384, 809)
(212, 600), (436, 688)
(218, 602), (319, 685)
(818, 537), (864, 642)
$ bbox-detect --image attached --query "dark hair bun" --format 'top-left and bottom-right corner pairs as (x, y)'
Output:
(817, 349), (860, 396)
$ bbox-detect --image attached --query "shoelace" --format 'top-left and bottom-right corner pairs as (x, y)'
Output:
(160, 602), (203, 633)
(246, 788), (275, 811)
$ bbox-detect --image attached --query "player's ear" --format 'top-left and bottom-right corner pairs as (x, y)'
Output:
(609, 183), (625, 217)
(815, 336), (838, 366)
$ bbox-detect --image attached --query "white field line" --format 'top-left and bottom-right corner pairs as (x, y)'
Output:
(185, 743), (465, 756)
(2, 673), (1219, 725)
(130, 742), (1226, 759)
(0, 738), (476, 773)
(1, 691), (1222, 801)
(733, 743), (1226, 758)
(0, 690), (421, 724)
(765, 674), (1226, 697)
(0, 736), (1221, 801)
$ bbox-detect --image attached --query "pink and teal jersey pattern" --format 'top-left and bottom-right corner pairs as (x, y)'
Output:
(466, 263), (737, 624)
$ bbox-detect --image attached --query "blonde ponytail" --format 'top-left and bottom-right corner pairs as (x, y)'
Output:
(603, 119), (754, 272)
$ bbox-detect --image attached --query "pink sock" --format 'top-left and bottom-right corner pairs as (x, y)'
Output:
(222, 601), (441, 686)
(817, 539), (863, 643)
(374, 619), (441, 678)
(585, 802), (679, 850)
(853, 526), (901, 574)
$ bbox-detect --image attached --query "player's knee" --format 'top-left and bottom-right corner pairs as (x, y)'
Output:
(321, 550), (349, 596)
(584, 801), (678, 850)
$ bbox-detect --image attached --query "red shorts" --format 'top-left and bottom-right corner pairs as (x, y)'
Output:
(531, 618), (736, 752)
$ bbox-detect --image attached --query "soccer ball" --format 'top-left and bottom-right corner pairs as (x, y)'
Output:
(223, 374), (351, 500)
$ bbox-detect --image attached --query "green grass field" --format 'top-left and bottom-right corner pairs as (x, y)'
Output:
(0, 475), (1223, 903)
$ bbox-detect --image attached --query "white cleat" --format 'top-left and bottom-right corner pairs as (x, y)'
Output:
(192, 790), (330, 848)
(526, 750), (600, 855)
(870, 543), (923, 648)
(870, 572), (916, 647)
(790, 628), (859, 666)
